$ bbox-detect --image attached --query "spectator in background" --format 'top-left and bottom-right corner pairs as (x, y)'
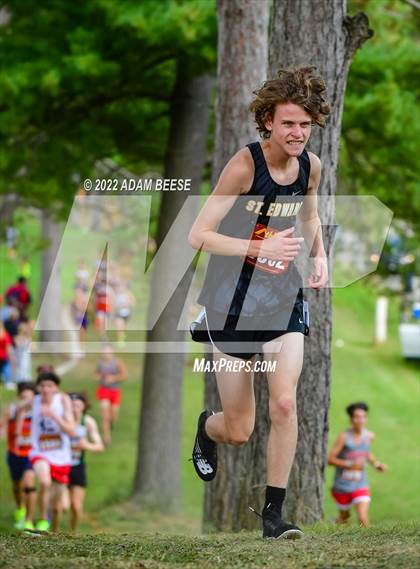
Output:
(14, 321), (33, 382)
(6, 226), (18, 259)
(0, 295), (13, 322)
(0, 320), (15, 389)
(5, 277), (32, 319)
(4, 307), (20, 345)
(19, 256), (32, 280)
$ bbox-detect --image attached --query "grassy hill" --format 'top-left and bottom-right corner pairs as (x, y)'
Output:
(0, 221), (419, 536)
(1, 522), (419, 569)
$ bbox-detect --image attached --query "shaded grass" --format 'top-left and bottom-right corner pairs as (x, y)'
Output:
(0, 521), (419, 569)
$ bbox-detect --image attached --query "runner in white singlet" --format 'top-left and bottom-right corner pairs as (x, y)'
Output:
(19, 370), (75, 532)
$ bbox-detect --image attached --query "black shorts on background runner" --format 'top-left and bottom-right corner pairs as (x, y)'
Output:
(69, 463), (87, 488)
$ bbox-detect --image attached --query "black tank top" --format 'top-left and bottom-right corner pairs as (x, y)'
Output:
(197, 142), (311, 317)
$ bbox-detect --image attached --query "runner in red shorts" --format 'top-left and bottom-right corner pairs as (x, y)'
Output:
(95, 345), (127, 446)
(18, 370), (75, 532)
(328, 402), (387, 526)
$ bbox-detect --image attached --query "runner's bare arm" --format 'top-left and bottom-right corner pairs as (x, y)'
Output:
(188, 148), (255, 256)
(80, 415), (104, 452)
(45, 394), (76, 437)
(367, 432), (387, 471)
(0, 406), (10, 439)
(116, 359), (127, 382)
(297, 152), (328, 289)
(327, 432), (355, 469)
(188, 148), (303, 261)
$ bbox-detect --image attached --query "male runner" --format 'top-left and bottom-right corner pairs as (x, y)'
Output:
(328, 402), (387, 526)
(0, 382), (36, 530)
(22, 370), (75, 532)
(189, 66), (330, 539)
(66, 392), (104, 532)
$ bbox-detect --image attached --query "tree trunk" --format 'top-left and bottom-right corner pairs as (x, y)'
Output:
(204, 0), (372, 530)
(268, 0), (372, 524)
(203, 0), (269, 531)
(38, 210), (63, 345)
(133, 64), (212, 511)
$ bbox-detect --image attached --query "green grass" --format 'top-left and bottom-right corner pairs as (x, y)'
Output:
(0, 521), (419, 568)
(326, 284), (420, 522)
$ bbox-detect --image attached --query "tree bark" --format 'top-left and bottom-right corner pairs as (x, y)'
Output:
(133, 64), (212, 511)
(268, 0), (372, 524)
(38, 210), (63, 344)
(203, 0), (269, 531)
(204, 0), (373, 530)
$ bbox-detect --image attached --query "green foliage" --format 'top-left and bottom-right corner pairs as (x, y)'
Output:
(0, 0), (216, 215)
(340, 0), (420, 224)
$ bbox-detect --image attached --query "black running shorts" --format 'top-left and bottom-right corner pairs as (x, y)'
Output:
(191, 289), (309, 361)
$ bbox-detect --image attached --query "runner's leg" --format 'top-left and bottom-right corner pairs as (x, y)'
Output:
(99, 399), (112, 445)
(22, 469), (36, 523)
(263, 332), (304, 487)
(70, 486), (85, 532)
(354, 500), (369, 527)
(51, 482), (66, 532)
(110, 403), (119, 430)
(33, 459), (52, 521)
(205, 348), (255, 445)
(336, 508), (351, 524)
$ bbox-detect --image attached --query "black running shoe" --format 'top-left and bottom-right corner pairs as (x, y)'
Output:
(250, 503), (304, 539)
(190, 410), (217, 481)
(262, 503), (304, 539)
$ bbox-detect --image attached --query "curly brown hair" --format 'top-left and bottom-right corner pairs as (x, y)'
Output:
(249, 66), (331, 138)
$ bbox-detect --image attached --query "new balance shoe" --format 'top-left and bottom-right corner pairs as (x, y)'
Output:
(190, 410), (217, 481)
(262, 503), (304, 539)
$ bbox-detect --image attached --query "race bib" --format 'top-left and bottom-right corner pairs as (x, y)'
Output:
(245, 223), (289, 275)
(17, 435), (32, 447)
(342, 470), (363, 482)
(39, 433), (62, 452)
(71, 439), (82, 462)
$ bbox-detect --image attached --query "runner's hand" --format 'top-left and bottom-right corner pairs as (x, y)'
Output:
(308, 256), (328, 290)
(78, 437), (89, 450)
(350, 459), (365, 471)
(103, 374), (115, 385)
(257, 227), (304, 261)
(40, 405), (56, 420)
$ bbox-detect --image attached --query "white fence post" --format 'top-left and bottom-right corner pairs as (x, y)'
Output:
(375, 296), (389, 345)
